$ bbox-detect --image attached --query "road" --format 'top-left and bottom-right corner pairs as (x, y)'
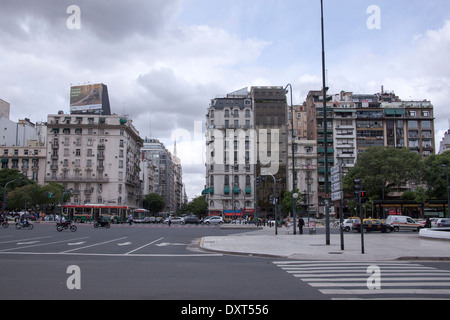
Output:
(1, 222), (450, 304)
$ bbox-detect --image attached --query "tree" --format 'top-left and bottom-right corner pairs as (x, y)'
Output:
(143, 193), (165, 214)
(422, 151), (450, 199)
(181, 195), (208, 217)
(343, 147), (423, 199)
(281, 189), (304, 216)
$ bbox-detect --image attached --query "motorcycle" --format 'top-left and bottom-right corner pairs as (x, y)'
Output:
(56, 220), (77, 232)
(16, 220), (34, 230)
(94, 218), (110, 229)
(0, 216), (9, 228)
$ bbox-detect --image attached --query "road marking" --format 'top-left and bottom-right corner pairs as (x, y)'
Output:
(155, 242), (187, 247)
(68, 241), (86, 246)
(0, 251), (223, 257)
(0, 236), (52, 245)
(125, 237), (164, 255)
(17, 241), (40, 245)
(61, 237), (127, 253)
(118, 242), (132, 246)
(0, 237), (89, 252)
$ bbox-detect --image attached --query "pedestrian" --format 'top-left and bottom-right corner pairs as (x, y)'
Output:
(285, 217), (291, 235)
(298, 217), (304, 234)
(168, 215), (172, 227)
(425, 217), (431, 228)
(128, 213), (133, 225)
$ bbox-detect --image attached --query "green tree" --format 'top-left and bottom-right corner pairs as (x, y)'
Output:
(343, 146), (423, 199)
(281, 189), (304, 216)
(143, 193), (165, 214)
(422, 151), (450, 199)
(181, 195), (208, 217)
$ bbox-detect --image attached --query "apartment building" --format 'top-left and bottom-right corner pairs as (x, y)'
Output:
(45, 112), (143, 208)
(205, 88), (256, 218)
(305, 88), (435, 215)
(288, 104), (319, 216)
(141, 138), (183, 213)
(205, 86), (289, 219)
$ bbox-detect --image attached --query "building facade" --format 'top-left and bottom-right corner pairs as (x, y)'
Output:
(45, 112), (143, 208)
(305, 88), (435, 216)
(141, 138), (184, 213)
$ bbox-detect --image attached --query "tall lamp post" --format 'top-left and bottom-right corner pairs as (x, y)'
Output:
(285, 83), (296, 234)
(321, 0), (331, 245)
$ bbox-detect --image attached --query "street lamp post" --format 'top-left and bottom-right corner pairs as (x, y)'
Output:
(285, 83), (296, 234)
(321, 0), (331, 245)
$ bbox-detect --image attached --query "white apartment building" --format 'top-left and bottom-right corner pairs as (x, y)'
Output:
(205, 89), (256, 218)
(45, 112), (143, 208)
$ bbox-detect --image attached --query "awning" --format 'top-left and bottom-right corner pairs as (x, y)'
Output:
(201, 187), (214, 195)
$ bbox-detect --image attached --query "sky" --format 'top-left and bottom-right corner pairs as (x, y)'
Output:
(1, 0), (450, 200)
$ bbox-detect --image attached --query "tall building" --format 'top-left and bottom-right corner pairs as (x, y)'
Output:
(141, 138), (183, 213)
(45, 112), (143, 207)
(305, 88), (435, 216)
(205, 86), (288, 219)
(205, 89), (255, 218)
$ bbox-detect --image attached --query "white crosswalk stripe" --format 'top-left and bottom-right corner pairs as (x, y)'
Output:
(273, 260), (450, 300)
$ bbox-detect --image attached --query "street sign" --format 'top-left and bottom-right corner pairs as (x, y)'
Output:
(331, 191), (343, 201)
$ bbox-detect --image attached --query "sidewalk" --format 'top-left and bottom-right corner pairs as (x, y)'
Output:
(200, 225), (450, 261)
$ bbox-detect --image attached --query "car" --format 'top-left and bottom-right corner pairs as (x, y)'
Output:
(342, 218), (360, 232)
(163, 217), (184, 224)
(385, 215), (424, 232)
(437, 218), (450, 228)
(354, 219), (394, 233)
(202, 216), (224, 225)
(184, 216), (200, 225)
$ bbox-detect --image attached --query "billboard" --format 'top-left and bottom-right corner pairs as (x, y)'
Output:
(70, 84), (110, 115)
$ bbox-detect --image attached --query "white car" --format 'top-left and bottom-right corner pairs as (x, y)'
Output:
(202, 216), (224, 225)
(342, 218), (359, 232)
(163, 217), (184, 224)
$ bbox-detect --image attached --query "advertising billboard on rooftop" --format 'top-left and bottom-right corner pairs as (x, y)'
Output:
(70, 84), (107, 114)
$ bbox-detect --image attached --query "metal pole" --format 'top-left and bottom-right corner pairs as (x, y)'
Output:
(285, 83), (296, 234)
(321, 0), (330, 245)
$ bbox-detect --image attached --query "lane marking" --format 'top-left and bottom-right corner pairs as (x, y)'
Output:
(125, 237), (164, 255)
(0, 237), (89, 252)
(61, 237), (127, 253)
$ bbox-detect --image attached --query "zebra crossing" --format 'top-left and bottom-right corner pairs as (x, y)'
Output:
(273, 260), (450, 300)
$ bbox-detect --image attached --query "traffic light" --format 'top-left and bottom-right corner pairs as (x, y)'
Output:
(360, 191), (367, 203)
(354, 179), (362, 196)
(256, 176), (261, 187)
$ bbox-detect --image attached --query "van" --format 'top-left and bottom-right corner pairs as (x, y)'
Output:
(385, 215), (424, 232)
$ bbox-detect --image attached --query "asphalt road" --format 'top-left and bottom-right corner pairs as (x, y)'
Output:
(1, 222), (450, 305)
(0, 223), (322, 301)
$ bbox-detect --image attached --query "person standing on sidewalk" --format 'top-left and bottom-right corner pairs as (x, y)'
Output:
(298, 217), (304, 234)
(285, 217), (291, 235)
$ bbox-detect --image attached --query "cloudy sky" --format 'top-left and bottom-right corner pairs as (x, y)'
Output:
(1, 0), (450, 200)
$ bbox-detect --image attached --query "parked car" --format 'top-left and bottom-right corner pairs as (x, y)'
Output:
(184, 216), (200, 225)
(342, 218), (359, 232)
(437, 218), (450, 228)
(163, 217), (184, 224)
(354, 219), (394, 233)
(385, 215), (424, 232)
(202, 216), (224, 225)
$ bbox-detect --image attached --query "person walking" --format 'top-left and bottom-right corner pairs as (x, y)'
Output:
(168, 215), (172, 227)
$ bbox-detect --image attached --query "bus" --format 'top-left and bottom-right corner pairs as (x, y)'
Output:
(61, 204), (131, 224)
(132, 208), (152, 223)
